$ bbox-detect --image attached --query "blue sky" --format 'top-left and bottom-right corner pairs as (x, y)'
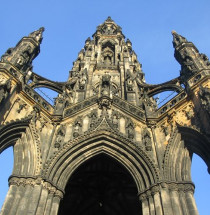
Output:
(0, 0), (210, 214)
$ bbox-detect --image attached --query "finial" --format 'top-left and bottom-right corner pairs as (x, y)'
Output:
(29, 27), (45, 43)
(106, 16), (114, 22)
(126, 38), (132, 45)
(85, 37), (91, 43)
(172, 30), (187, 48)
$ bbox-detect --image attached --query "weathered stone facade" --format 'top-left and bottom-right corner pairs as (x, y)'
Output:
(0, 17), (210, 215)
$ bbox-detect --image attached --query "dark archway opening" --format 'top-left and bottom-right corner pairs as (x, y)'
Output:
(58, 154), (142, 215)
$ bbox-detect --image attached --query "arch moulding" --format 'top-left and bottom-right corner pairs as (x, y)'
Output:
(43, 130), (160, 194)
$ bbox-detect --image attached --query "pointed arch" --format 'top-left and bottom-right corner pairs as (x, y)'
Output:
(163, 126), (210, 182)
(43, 130), (159, 193)
(0, 118), (31, 153)
(177, 126), (210, 174)
(0, 118), (41, 176)
(58, 154), (142, 215)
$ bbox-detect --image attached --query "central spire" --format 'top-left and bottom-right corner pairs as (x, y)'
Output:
(93, 16), (123, 37)
(53, 18), (145, 113)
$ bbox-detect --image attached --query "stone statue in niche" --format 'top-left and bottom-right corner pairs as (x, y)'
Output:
(184, 57), (197, 72)
(39, 117), (48, 132)
(104, 54), (112, 65)
(30, 105), (40, 124)
(54, 93), (65, 113)
(0, 78), (11, 104)
(64, 92), (74, 107)
(199, 85), (210, 115)
(125, 118), (135, 139)
(126, 70), (134, 91)
(200, 53), (210, 67)
(111, 111), (120, 129)
(15, 45), (32, 69)
(143, 91), (157, 112)
(54, 125), (66, 149)
(63, 85), (74, 107)
(78, 68), (88, 90)
(73, 117), (83, 138)
(180, 57), (197, 80)
(88, 110), (98, 128)
(101, 75), (111, 96)
(142, 128), (152, 151)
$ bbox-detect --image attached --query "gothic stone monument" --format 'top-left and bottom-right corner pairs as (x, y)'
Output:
(0, 17), (210, 215)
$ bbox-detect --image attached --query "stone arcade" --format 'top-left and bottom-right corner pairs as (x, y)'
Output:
(0, 17), (210, 215)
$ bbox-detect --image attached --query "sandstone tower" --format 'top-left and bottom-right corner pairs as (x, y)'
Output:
(0, 17), (210, 215)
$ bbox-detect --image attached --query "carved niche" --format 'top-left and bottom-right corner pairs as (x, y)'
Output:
(54, 93), (65, 114)
(199, 53), (210, 67)
(101, 74), (111, 96)
(88, 109), (98, 128)
(142, 128), (152, 151)
(142, 91), (157, 113)
(30, 105), (40, 124)
(0, 77), (11, 104)
(111, 110), (120, 129)
(54, 124), (66, 149)
(125, 118), (135, 140)
(126, 69), (134, 91)
(78, 68), (88, 90)
(199, 85), (210, 115)
(73, 116), (83, 138)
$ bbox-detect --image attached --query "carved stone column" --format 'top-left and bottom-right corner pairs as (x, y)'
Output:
(50, 191), (63, 215)
(146, 190), (155, 215)
(0, 184), (17, 214)
(43, 191), (54, 215)
(27, 184), (42, 214)
(16, 184), (34, 215)
(1, 177), (64, 215)
(35, 185), (49, 215)
(11, 185), (25, 215)
(151, 185), (163, 215)
(184, 184), (198, 215)
(178, 184), (189, 215)
(139, 193), (150, 215)
(169, 183), (183, 215)
(159, 183), (173, 214)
